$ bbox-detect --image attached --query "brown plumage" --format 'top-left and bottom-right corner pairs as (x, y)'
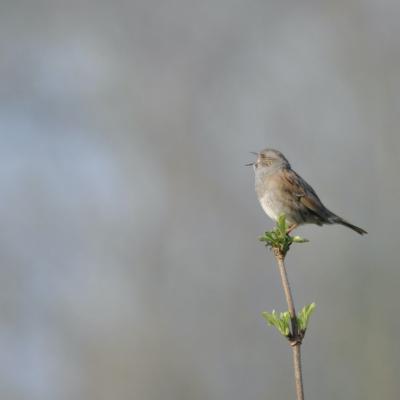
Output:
(249, 149), (367, 235)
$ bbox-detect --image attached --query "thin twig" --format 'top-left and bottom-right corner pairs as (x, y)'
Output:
(273, 249), (304, 400)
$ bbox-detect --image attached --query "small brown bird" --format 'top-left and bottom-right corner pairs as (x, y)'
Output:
(247, 149), (367, 235)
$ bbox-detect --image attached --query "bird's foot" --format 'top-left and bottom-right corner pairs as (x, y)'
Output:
(286, 224), (298, 235)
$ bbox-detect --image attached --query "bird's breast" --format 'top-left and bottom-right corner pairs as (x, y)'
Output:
(259, 191), (280, 221)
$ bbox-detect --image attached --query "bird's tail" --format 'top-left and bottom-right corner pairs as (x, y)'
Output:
(331, 215), (367, 235)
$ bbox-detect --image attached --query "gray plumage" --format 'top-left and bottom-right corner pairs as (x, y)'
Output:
(249, 149), (367, 235)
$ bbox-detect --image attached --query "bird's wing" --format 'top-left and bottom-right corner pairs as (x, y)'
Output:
(281, 169), (328, 217)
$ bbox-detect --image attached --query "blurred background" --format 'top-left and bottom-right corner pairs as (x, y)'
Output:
(1, 1), (399, 399)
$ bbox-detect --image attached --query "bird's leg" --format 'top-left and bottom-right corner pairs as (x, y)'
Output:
(286, 224), (298, 235)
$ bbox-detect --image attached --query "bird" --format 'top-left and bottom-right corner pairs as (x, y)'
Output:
(247, 149), (367, 235)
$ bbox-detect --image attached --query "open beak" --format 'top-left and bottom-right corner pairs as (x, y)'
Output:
(245, 151), (258, 166)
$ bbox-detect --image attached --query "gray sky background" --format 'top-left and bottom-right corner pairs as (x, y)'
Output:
(1, 1), (399, 399)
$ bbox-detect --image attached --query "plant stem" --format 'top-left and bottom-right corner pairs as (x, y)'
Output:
(273, 249), (304, 400)
(292, 345), (304, 400)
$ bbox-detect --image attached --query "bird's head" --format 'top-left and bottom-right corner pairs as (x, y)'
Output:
(246, 149), (290, 172)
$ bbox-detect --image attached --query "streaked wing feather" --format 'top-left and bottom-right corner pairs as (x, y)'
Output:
(281, 169), (327, 217)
